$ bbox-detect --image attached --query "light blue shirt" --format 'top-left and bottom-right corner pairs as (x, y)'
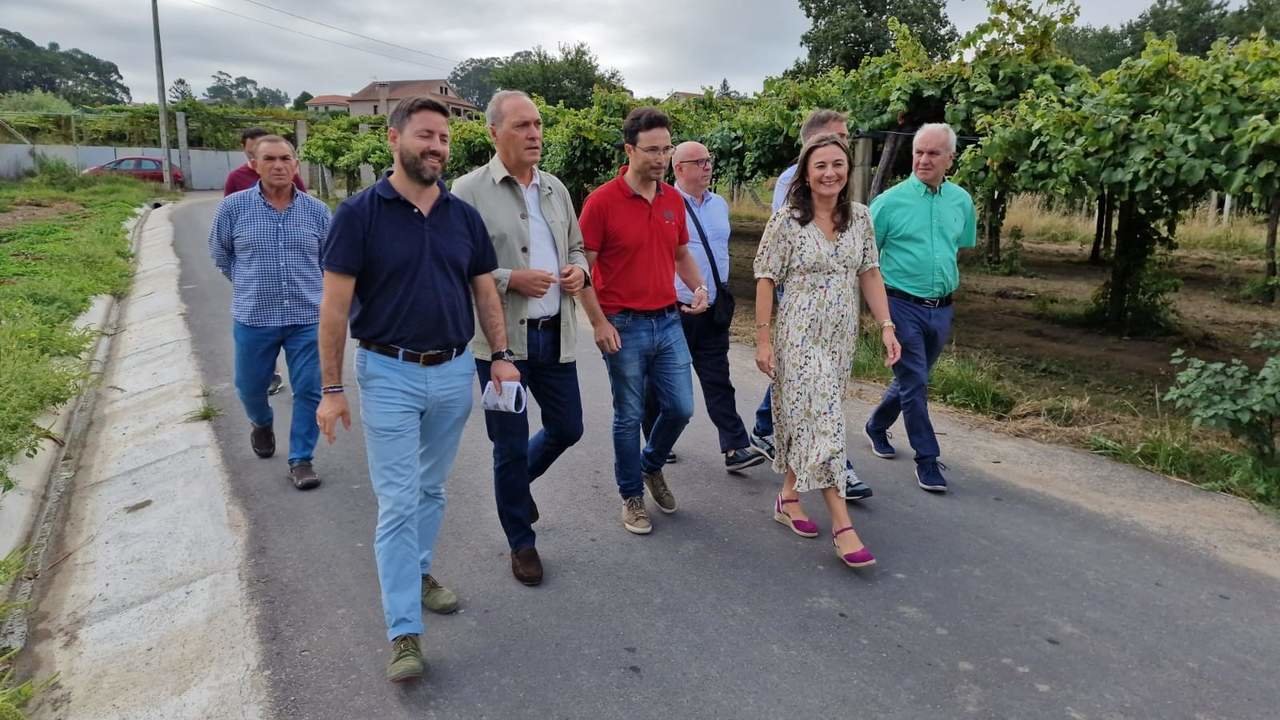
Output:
(772, 164), (798, 212)
(674, 185), (731, 305)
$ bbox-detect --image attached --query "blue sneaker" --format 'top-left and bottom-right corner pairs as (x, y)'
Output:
(915, 461), (948, 493)
(864, 424), (896, 459)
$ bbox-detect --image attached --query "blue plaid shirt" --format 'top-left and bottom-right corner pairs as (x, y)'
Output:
(209, 184), (330, 327)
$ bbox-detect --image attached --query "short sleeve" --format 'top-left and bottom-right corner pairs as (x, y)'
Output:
(675, 200), (689, 246)
(322, 200), (365, 276)
(959, 194), (978, 249)
(869, 193), (891, 251)
(468, 209), (498, 277)
(753, 207), (793, 284)
(854, 204), (880, 274)
(579, 192), (605, 253)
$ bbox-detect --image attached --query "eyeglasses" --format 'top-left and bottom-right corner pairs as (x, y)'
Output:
(633, 145), (676, 157)
(676, 156), (715, 169)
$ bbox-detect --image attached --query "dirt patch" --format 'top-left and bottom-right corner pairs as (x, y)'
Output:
(0, 201), (82, 231)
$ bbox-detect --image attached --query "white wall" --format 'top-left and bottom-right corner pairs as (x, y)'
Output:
(0, 143), (241, 190)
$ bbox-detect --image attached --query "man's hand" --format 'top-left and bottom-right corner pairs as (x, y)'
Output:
(559, 265), (585, 295)
(594, 319), (621, 354)
(755, 342), (775, 379)
(316, 393), (351, 444)
(490, 359), (521, 391)
(681, 286), (709, 315)
(508, 269), (557, 298)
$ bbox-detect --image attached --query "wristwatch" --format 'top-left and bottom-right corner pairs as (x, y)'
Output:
(491, 349), (516, 363)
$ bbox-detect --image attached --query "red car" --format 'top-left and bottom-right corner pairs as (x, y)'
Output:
(84, 156), (184, 185)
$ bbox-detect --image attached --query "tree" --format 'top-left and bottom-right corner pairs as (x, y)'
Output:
(1124, 0), (1231, 57)
(292, 91), (314, 111)
(168, 78), (194, 103)
(204, 71), (290, 108)
(448, 56), (504, 108)
(491, 43), (626, 110)
(1055, 24), (1135, 73)
(715, 78), (742, 100)
(792, 0), (957, 75)
(0, 89), (74, 113)
(1227, 0), (1280, 39)
(0, 28), (131, 105)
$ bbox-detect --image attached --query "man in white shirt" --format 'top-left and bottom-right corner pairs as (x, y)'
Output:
(452, 90), (591, 586)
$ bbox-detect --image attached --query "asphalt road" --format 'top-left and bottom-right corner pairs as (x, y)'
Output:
(173, 194), (1280, 720)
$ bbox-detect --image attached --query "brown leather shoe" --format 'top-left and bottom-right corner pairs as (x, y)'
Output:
(250, 423), (275, 458)
(511, 547), (542, 586)
(288, 461), (320, 491)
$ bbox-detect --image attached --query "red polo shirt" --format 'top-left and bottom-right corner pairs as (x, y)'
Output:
(223, 163), (307, 196)
(579, 167), (689, 316)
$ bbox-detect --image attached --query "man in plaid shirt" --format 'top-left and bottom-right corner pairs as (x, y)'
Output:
(210, 135), (330, 490)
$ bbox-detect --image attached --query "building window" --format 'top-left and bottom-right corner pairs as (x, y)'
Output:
(373, 104), (378, 114)
(440, 85), (449, 96)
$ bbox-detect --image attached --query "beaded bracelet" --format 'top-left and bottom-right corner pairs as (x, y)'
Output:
(321, 384), (345, 394)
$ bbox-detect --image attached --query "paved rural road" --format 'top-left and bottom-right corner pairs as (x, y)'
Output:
(173, 194), (1280, 720)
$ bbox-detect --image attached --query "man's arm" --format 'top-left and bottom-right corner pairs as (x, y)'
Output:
(208, 202), (235, 281)
(471, 274), (520, 388)
(580, 250), (619, 353)
(675, 244), (708, 313)
(960, 195), (978, 249)
(315, 271), (355, 443)
(559, 198), (590, 295)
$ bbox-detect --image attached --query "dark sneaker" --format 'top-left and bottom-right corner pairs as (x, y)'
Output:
(643, 469), (677, 514)
(511, 547), (543, 586)
(750, 432), (776, 462)
(288, 461), (321, 491)
(665, 452), (677, 464)
(250, 423), (274, 458)
(529, 498), (539, 525)
(621, 496), (652, 534)
(268, 372), (284, 396)
(386, 634), (424, 683)
(421, 574), (459, 614)
(864, 424), (896, 459)
(838, 464), (873, 501)
(725, 446), (768, 472)
(916, 461), (949, 493)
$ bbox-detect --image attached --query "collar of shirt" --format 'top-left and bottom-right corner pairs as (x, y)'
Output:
(374, 171), (452, 210)
(674, 183), (712, 206)
(485, 155), (551, 196)
(908, 174), (948, 197)
(253, 180), (299, 209)
(614, 166), (665, 198)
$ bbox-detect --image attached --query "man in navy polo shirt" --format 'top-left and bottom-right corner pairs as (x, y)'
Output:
(579, 106), (709, 536)
(315, 97), (518, 684)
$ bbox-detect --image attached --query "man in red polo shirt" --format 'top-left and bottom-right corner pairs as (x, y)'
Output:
(224, 127), (307, 196)
(579, 106), (708, 536)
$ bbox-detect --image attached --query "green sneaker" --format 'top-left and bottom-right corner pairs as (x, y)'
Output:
(386, 634), (424, 683)
(422, 574), (459, 614)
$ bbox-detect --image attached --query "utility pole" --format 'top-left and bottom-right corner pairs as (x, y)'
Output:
(151, 0), (173, 190)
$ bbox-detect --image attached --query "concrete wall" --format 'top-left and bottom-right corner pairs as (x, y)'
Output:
(0, 143), (241, 190)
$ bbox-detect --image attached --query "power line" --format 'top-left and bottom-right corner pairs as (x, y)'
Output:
(232, 0), (459, 67)
(176, 0), (456, 75)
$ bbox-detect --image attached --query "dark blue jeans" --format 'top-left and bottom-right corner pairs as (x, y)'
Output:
(475, 323), (583, 550)
(753, 386), (774, 438)
(643, 310), (751, 453)
(602, 309), (694, 498)
(232, 321), (320, 464)
(867, 296), (954, 464)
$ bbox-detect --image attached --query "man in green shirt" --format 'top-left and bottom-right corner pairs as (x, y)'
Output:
(865, 123), (976, 493)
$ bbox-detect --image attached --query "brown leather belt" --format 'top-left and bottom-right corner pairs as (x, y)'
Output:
(358, 340), (467, 366)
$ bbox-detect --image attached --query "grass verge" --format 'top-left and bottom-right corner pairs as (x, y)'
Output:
(0, 174), (160, 492)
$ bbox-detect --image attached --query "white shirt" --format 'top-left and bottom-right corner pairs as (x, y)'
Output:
(523, 171), (561, 319)
(772, 164), (798, 212)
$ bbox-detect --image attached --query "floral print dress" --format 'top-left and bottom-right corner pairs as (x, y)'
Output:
(752, 203), (880, 492)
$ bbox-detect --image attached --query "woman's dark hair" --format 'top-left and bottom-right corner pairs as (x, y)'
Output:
(785, 133), (853, 232)
(622, 106), (671, 146)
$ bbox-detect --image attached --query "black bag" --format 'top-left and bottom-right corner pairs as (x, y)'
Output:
(684, 197), (735, 329)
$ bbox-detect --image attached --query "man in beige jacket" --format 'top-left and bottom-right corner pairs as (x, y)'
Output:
(452, 90), (591, 586)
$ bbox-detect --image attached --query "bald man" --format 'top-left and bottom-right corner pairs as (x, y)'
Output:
(642, 142), (767, 473)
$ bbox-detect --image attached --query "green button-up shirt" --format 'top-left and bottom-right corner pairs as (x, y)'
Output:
(452, 155), (590, 363)
(869, 174), (977, 298)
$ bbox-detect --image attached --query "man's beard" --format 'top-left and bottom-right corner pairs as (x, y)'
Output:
(400, 147), (446, 186)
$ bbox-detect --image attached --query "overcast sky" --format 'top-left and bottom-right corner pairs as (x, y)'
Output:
(7, 0), (1204, 104)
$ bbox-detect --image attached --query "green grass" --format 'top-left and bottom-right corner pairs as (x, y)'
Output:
(0, 173), (159, 493)
(852, 327), (1018, 417)
(1090, 428), (1280, 506)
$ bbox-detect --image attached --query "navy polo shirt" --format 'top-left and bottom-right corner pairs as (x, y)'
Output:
(322, 174), (498, 352)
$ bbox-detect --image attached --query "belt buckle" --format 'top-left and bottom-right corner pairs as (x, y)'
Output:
(922, 297), (940, 308)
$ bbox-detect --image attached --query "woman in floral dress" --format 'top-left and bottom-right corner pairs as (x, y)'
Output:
(753, 133), (901, 568)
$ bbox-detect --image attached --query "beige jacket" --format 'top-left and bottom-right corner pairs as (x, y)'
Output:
(452, 155), (589, 362)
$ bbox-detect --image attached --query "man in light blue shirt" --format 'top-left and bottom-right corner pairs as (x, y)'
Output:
(752, 110), (872, 500)
(642, 141), (766, 472)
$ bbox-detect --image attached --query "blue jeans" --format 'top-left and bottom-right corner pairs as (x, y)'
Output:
(602, 309), (694, 498)
(753, 386), (773, 438)
(475, 322), (584, 550)
(867, 296), (954, 463)
(232, 321), (320, 464)
(356, 348), (474, 642)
